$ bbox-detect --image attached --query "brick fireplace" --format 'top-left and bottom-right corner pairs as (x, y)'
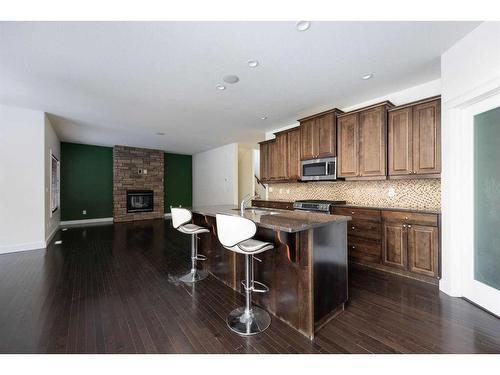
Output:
(113, 145), (164, 222)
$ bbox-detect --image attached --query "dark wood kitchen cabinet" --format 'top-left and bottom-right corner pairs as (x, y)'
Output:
(259, 128), (299, 182)
(299, 109), (342, 160)
(273, 132), (288, 180)
(337, 113), (359, 177)
(388, 96), (441, 178)
(287, 127), (301, 180)
(382, 210), (439, 279)
(259, 140), (271, 182)
(337, 101), (393, 180)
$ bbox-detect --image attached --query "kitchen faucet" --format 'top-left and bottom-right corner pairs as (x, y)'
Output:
(240, 194), (259, 214)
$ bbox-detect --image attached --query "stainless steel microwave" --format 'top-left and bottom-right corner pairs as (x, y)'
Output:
(301, 157), (337, 181)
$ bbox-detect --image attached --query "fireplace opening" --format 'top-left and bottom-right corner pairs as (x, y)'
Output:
(127, 190), (154, 213)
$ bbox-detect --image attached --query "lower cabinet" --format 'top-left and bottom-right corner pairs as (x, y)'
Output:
(332, 206), (440, 281)
(382, 211), (439, 279)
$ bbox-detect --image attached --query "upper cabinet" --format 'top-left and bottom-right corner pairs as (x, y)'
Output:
(388, 96), (441, 178)
(300, 109), (342, 160)
(259, 127), (300, 183)
(287, 128), (301, 180)
(337, 102), (393, 180)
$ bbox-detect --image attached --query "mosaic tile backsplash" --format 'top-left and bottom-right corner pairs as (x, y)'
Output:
(267, 179), (441, 211)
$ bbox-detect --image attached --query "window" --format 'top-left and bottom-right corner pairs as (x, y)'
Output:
(51, 154), (60, 213)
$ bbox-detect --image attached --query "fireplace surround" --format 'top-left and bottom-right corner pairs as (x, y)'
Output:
(113, 145), (164, 222)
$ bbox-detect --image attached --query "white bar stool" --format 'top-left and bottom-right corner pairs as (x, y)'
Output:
(215, 213), (274, 336)
(171, 207), (209, 283)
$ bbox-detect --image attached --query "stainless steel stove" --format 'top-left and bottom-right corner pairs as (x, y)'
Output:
(293, 199), (346, 213)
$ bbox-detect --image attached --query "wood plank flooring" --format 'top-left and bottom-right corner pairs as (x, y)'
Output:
(0, 219), (499, 353)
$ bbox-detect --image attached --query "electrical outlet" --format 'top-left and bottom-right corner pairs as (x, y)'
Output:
(82, 210), (87, 215)
(143, 169), (147, 175)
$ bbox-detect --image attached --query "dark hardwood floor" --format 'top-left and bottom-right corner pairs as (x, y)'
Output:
(0, 219), (499, 354)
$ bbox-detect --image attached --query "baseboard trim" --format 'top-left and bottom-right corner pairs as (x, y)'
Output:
(60, 217), (114, 226)
(0, 241), (46, 255)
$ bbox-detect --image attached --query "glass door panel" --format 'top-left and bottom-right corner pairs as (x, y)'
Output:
(474, 106), (500, 291)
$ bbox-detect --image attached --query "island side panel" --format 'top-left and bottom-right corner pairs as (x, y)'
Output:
(313, 221), (348, 327)
(249, 227), (315, 339)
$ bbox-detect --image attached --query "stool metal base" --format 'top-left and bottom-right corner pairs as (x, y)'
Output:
(179, 269), (208, 283)
(226, 306), (271, 336)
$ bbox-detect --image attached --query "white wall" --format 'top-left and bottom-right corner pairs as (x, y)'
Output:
(193, 143), (238, 206)
(440, 22), (500, 296)
(237, 145), (256, 202)
(265, 79), (442, 139)
(44, 115), (60, 243)
(0, 105), (45, 253)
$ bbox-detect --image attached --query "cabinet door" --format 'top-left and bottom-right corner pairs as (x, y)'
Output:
(287, 128), (301, 180)
(275, 133), (288, 180)
(388, 107), (413, 176)
(267, 141), (279, 180)
(317, 113), (336, 157)
(259, 143), (269, 181)
(300, 119), (317, 160)
(337, 114), (359, 177)
(382, 221), (407, 270)
(407, 225), (439, 277)
(359, 106), (387, 177)
(413, 100), (441, 175)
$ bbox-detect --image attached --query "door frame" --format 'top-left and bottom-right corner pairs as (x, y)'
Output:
(460, 93), (500, 316)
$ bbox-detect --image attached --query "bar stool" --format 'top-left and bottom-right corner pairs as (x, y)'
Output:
(215, 213), (274, 336)
(171, 207), (209, 283)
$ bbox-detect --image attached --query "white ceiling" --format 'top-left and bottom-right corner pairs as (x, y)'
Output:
(0, 21), (479, 154)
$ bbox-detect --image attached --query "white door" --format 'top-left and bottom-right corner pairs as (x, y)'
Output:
(461, 93), (500, 316)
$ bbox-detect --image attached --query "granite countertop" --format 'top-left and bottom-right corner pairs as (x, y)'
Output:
(190, 205), (351, 233)
(252, 199), (440, 214)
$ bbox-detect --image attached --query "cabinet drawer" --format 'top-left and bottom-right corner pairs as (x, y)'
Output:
(332, 207), (381, 222)
(252, 200), (294, 210)
(382, 210), (438, 226)
(348, 219), (381, 241)
(348, 237), (382, 264)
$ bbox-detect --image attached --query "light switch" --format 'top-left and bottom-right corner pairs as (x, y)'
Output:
(82, 210), (87, 215)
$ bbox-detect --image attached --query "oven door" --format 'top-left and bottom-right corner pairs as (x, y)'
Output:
(301, 157), (336, 181)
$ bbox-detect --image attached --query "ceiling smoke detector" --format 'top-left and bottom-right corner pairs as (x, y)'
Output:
(216, 84), (226, 90)
(361, 73), (374, 80)
(296, 21), (311, 32)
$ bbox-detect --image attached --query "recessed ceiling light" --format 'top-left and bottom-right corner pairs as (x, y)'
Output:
(296, 21), (311, 32)
(361, 73), (373, 80)
(223, 75), (240, 84)
(248, 60), (259, 68)
(260, 115), (268, 120)
(156, 132), (165, 136)
(216, 84), (226, 90)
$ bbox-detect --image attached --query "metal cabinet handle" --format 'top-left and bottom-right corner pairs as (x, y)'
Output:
(403, 224), (407, 228)
(405, 216), (408, 220)
(351, 211), (355, 215)
(408, 225), (412, 228)
(352, 226), (355, 230)
(352, 246), (356, 249)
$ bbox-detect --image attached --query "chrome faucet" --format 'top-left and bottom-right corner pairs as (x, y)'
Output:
(240, 194), (259, 214)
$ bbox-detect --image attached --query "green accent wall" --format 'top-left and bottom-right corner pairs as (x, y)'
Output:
(61, 142), (114, 221)
(164, 153), (192, 213)
(60, 142), (192, 220)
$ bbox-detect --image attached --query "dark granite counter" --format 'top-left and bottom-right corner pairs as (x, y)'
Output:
(191, 205), (351, 233)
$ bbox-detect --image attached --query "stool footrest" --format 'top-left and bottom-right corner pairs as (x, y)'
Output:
(241, 280), (269, 294)
(194, 254), (207, 261)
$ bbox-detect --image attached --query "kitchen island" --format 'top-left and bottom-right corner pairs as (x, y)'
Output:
(190, 205), (351, 339)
